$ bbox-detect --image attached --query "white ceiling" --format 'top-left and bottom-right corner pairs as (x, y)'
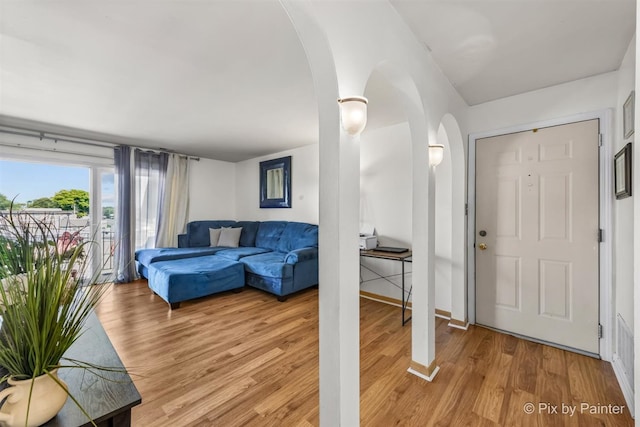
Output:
(392, 0), (636, 105)
(0, 1), (636, 161)
(0, 1), (318, 162)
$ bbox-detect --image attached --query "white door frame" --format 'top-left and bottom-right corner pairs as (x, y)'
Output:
(467, 109), (613, 361)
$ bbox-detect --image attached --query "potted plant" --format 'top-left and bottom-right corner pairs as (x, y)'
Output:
(0, 207), (111, 427)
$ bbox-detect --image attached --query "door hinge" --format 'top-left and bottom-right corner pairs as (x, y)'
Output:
(598, 134), (603, 147)
(598, 323), (603, 339)
(465, 203), (469, 216)
(598, 229), (604, 243)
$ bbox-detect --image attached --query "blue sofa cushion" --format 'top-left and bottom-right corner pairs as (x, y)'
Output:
(240, 252), (293, 279)
(276, 222), (318, 253)
(136, 247), (222, 267)
(185, 221), (236, 247)
(255, 221), (288, 251)
(236, 221), (260, 247)
(215, 247), (272, 261)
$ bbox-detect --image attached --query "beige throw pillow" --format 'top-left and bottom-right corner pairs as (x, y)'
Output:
(209, 228), (222, 247)
(218, 227), (242, 248)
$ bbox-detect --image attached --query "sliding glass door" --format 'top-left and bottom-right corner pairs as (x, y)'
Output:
(0, 159), (115, 282)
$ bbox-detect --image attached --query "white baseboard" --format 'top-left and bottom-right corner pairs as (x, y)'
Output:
(447, 321), (469, 331)
(407, 365), (440, 382)
(612, 354), (635, 418)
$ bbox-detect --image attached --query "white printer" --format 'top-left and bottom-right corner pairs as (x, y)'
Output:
(359, 223), (377, 250)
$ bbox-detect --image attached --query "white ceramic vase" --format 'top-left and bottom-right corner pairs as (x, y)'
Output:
(0, 369), (68, 427)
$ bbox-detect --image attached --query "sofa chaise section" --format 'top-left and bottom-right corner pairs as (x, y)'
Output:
(148, 255), (245, 309)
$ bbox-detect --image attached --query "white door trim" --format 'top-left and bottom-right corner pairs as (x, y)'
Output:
(467, 109), (613, 361)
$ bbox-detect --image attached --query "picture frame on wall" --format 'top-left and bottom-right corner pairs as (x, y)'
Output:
(259, 156), (292, 208)
(623, 91), (635, 139)
(614, 142), (632, 200)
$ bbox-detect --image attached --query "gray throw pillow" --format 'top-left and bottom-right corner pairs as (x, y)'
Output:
(218, 227), (242, 248)
(209, 228), (222, 247)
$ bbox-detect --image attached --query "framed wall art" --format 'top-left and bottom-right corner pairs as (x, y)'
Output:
(259, 156), (292, 208)
(623, 91), (635, 139)
(614, 142), (632, 200)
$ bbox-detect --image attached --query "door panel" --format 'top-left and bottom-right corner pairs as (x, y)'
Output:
(540, 173), (571, 240)
(496, 177), (520, 238)
(495, 255), (520, 309)
(475, 119), (599, 354)
(539, 259), (571, 319)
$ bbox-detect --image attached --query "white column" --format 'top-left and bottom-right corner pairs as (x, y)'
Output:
(318, 128), (360, 426)
(409, 158), (439, 381)
(278, 2), (361, 425)
(449, 165), (468, 328)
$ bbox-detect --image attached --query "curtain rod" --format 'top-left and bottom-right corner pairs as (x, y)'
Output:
(0, 141), (114, 160)
(0, 126), (200, 161)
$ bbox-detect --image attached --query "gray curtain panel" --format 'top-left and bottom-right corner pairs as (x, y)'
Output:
(113, 145), (137, 284)
(154, 152), (170, 245)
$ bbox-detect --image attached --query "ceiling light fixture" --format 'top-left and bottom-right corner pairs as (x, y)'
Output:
(338, 96), (368, 136)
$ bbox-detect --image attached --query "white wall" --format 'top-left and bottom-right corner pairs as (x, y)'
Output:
(633, 5), (640, 416)
(358, 121), (455, 314)
(614, 36), (636, 340)
(612, 34), (636, 418)
(360, 123), (412, 245)
(234, 144), (319, 224)
(187, 157), (236, 222)
(359, 122), (414, 303)
(468, 72), (618, 132)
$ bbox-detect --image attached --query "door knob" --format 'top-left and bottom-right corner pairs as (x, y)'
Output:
(478, 243), (487, 250)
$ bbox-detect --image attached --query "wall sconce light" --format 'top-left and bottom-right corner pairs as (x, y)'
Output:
(338, 96), (368, 136)
(429, 144), (445, 167)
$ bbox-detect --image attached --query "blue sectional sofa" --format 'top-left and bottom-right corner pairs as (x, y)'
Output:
(135, 220), (318, 307)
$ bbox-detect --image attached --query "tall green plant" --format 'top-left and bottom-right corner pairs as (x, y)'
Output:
(0, 206), (114, 425)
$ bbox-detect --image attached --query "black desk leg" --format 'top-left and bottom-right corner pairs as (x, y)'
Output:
(402, 259), (411, 326)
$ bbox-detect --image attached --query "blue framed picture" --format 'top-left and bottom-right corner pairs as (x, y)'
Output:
(260, 156), (291, 208)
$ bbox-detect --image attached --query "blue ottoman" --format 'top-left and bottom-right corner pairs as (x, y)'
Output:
(147, 256), (245, 309)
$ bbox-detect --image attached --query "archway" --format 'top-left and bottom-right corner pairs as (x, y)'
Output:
(362, 61), (438, 381)
(282, 2), (468, 424)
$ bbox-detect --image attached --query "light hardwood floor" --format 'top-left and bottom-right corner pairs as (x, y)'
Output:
(95, 281), (633, 426)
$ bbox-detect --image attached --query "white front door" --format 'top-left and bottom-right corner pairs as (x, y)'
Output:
(475, 119), (600, 354)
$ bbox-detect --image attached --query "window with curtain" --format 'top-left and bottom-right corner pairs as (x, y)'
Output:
(113, 146), (189, 283)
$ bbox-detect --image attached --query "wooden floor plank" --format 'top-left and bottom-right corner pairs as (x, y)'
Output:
(95, 281), (633, 426)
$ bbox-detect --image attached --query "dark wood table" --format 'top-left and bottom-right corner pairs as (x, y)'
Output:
(1, 311), (141, 427)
